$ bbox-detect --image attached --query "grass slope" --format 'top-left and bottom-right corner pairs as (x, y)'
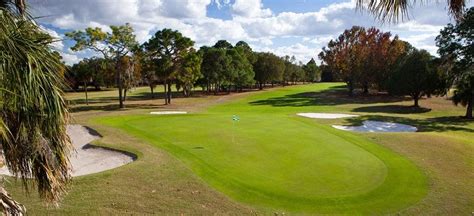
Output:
(95, 83), (427, 214)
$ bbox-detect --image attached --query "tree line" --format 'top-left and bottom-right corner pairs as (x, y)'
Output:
(66, 28), (321, 107)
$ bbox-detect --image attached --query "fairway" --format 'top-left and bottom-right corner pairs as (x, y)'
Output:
(95, 83), (427, 214)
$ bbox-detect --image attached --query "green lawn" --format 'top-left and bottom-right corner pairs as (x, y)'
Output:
(95, 83), (427, 214)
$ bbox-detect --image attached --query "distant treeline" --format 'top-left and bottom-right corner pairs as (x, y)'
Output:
(65, 7), (473, 117)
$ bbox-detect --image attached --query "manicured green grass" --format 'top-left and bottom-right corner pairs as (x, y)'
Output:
(5, 83), (472, 214)
(95, 83), (428, 214)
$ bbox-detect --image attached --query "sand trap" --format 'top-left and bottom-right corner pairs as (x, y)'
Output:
(150, 111), (187, 115)
(297, 113), (359, 119)
(0, 125), (135, 177)
(332, 120), (417, 132)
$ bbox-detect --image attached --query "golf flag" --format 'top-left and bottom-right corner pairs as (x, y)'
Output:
(232, 115), (240, 122)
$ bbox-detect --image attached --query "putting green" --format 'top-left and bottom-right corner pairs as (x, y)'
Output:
(95, 83), (427, 214)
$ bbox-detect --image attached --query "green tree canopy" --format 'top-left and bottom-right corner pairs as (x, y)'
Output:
(213, 40), (233, 49)
(387, 49), (445, 107)
(200, 47), (231, 93)
(303, 58), (320, 82)
(176, 49), (202, 97)
(436, 7), (474, 118)
(66, 23), (138, 108)
(254, 52), (285, 89)
(144, 28), (194, 104)
(227, 48), (255, 91)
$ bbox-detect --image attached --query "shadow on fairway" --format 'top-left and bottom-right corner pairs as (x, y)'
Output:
(352, 105), (432, 114)
(69, 91), (205, 105)
(341, 115), (474, 133)
(249, 85), (411, 107)
(70, 103), (162, 112)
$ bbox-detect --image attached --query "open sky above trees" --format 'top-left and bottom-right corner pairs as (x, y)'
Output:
(30, 0), (473, 65)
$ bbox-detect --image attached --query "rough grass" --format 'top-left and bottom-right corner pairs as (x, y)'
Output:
(3, 83), (473, 215)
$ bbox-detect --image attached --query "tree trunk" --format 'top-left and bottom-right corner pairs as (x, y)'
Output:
(259, 82), (263, 90)
(150, 85), (154, 99)
(347, 81), (354, 96)
(123, 89), (127, 102)
(465, 95), (473, 119)
(0, 187), (26, 215)
(167, 81), (172, 104)
(163, 83), (168, 105)
(117, 64), (124, 109)
(84, 81), (88, 105)
(413, 95), (419, 107)
(363, 83), (369, 94)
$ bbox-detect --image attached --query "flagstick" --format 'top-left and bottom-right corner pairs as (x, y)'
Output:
(232, 120), (235, 144)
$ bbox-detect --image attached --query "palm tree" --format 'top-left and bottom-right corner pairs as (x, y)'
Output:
(356, 0), (467, 22)
(1, 0), (72, 214)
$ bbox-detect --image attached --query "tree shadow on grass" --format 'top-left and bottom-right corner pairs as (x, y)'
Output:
(69, 103), (161, 113)
(352, 105), (432, 114)
(341, 115), (474, 133)
(249, 85), (411, 107)
(68, 90), (207, 105)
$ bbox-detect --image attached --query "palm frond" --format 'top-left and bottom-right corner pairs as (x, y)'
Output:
(0, 0), (26, 15)
(356, 0), (467, 22)
(0, 8), (72, 204)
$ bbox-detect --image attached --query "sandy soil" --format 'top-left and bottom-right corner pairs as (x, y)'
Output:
(0, 125), (134, 177)
(297, 113), (359, 119)
(332, 120), (418, 132)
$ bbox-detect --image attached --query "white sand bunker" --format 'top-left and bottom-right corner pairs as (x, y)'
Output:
(297, 113), (359, 119)
(332, 120), (418, 132)
(150, 111), (187, 115)
(0, 125), (135, 177)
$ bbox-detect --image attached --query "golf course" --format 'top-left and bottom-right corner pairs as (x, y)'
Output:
(2, 0), (474, 215)
(4, 83), (472, 215)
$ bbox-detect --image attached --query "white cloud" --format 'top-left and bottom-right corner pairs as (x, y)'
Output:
(231, 0), (272, 18)
(213, 0), (230, 9)
(28, 0), (470, 63)
(40, 25), (64, 50)
(159, 0), (211, 18)
(61, 52), (81, 65)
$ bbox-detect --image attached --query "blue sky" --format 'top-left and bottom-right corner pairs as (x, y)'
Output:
(29, 0), (472, 65)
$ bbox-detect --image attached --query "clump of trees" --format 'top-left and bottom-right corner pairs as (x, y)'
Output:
(319, 26), (447, 107)
(66, 23), (139, 108)
(319, 26), (409, 95)
(436, 7), (474, 118)
(142, 28), (196, 104)
(303, 58), (321, 83)
(387, 49), (446, 107)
